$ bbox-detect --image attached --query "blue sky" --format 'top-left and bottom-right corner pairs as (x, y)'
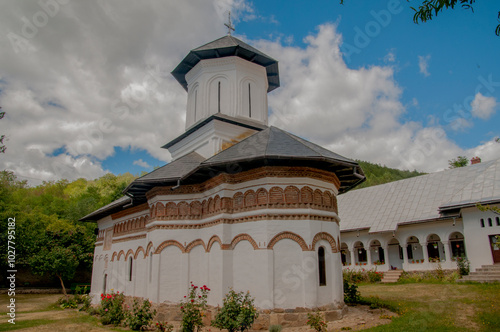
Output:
(0, 1), (499, 184)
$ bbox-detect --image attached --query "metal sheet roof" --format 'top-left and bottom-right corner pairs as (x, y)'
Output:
(338, 158), (500, 233)
(171, 35), (280, 92)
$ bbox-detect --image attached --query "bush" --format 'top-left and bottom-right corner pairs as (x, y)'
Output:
(456, 256), (470, 276)
(343, 279), (361, 305)
(180, 283), (210, 332)
(99, 291), (126, 325)
(57, 296), (78, 309)
(125, 299), (157, 331)
(343, 268), (383, 283)
(367, 270), (384, 283)
(269, 325), (282, 332)
(155, 321), (174, 332)
(306, 312), (327, 332)
(212, 289), (259, 332)
(79, 294), (93, 312)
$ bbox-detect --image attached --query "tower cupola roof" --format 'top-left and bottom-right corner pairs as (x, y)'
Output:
(171, 35), (280, 92)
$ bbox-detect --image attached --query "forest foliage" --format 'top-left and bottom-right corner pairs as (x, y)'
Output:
(0, 161), (423, 288)
(355, 160), (425, 189)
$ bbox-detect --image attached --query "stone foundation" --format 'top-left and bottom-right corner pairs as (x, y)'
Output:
(125, 297), (347, 330)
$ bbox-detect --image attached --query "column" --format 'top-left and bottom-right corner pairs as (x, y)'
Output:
(402, 244), (409, 270)
(442, 241), (451, 266)
(383, 245), (390, 270)
(350, 248), (356, 266)
(366, 248), (372, 267)
(422, 242), (429, 264)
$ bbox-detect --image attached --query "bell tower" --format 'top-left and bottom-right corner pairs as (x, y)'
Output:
(164, 35), (279, 160)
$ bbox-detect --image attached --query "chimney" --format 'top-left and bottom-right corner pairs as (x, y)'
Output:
(471, 157), (481, 165)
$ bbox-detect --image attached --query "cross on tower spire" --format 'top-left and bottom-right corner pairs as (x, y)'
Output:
(224, 11), (235, 35)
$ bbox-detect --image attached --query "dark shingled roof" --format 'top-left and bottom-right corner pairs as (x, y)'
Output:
(162, 114), (268, 149)
(171, 35), (280, 93)
(202, 126), (357, 167)
(82, 128), (365, 221)
(80, 196), (131, 221)
(124, 151), (206, 199)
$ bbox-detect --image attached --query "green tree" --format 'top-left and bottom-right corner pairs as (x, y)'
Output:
(212, 289), (259, 332)
(339, 0), (500, 36)
(0, 107), (6, 153)
(448, 156), (469, 168)
(29, 223), (95, 298)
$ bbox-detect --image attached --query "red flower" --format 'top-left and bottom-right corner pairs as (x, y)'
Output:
(199, 296), (201, 298)
(191, 299), (194, 303)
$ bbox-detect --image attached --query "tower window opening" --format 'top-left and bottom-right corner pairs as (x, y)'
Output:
(194, 90), (197, 121)
(318, 246), (326, 286)
(248, 83), (252, 118)
(128, 257), (133, 282)
(218, 81), (221, 113)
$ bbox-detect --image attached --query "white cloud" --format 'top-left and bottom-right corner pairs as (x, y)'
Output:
(418, 55), (431, 77)
(0, 3), (498, 185)
(471, 92), (497, 119)
(384, 50), (396, 63)
(133, 159), (150, 168)
(0, 0), (250, 184)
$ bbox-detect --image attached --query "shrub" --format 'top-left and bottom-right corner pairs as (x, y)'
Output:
(125, 299), (157, 331)
(99, 291), (126, 325)
(212, 289), (259, 332)
(367, 270), (383, 283)
(343, 279), (361, 305)
(269, 325), (282, 332)
(79, 294), (93, 312)
(57, 296), (78, 309)
(456, 256), (470, 276)
(180, 283), (210, 332)
(306, 312), (327, 332)
(155, 321), (174, 332)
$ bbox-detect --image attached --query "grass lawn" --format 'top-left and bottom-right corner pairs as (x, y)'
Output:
(0, 294), (125, 331)
(1, 283), (499, 331)
(358, 282), (500, 331)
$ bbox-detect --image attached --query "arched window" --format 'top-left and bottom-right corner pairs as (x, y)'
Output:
(128, 257), (133, 282)
(103, 274), (107, 294)
(480, 219), (485, 227)
(488, 218), (493, 227)
(318, 247), (326, 286)
(149, 252), (153, 283)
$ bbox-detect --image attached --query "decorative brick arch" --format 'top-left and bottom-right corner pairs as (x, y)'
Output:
(202, 200), (209, 215)
(233, 192), (244, 209)
(284, 186), (300, 204)
(244, 190), (256, 207)
(207, 235), (223, 252)
(190, 201), (202, 216)
(125, 249), (135, 260)
(214, 195), (222, 211)
(157, 202), (166, 216)
(269, 186), (284, 204)
(256, 188), (268, 205)
(178, 201), (190, 216)
(301, 186), (313, 203)
(311, 232), (338, 253)
(267, 231), (310, 251)
(134, 246), (146, 259)
(155, 240), (185, 254)
(145, 242), (155, 256)
(166, 202), (177, 217)
(150, 205), (155, 218)
(117, 250), (126, 261)
(323, 191), (333, 207)
(208, 197), (215, 213)
(230, 233), (259, 250)
(313, 189), (323, 205)
(185, 239), (206, 253)
(111, 252), (118, 262)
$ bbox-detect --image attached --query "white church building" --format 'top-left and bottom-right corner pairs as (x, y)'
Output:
(83, 34), (365, 310)
(338, 157), (500, 274)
